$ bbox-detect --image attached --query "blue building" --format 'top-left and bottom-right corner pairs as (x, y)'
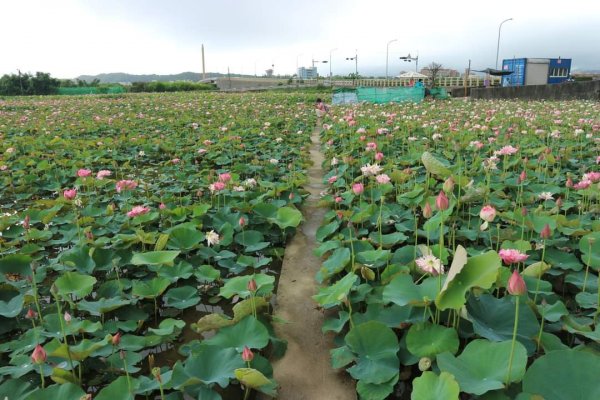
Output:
(502, 58), (571, 87)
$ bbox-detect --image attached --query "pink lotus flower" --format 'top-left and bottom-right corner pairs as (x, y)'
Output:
(356, 127), (366, 134)
(239, 216), (246, 227)
(507, 270), (527, 295)
(96, 170), (112, 179)
(127, 206), (150, 218)
(171, 158), (180, 164)
(422, 202), (433, 219)
(352, 183), (364, 195)
(435, 191), (449, 211)
(64, 312), (72, 323)
(210, 181), (226, 193)
(31, 344), (46, 364)
(583, 172), (600, 183)
(116, 180), (137, 193)
(496, 145), (518, 156)
(242, 346), (254, 362)
(375, 152), (384, 162)
(328, 176), (338, 184)
(77, 169), (92, 178)
(479, 205), (496, 222)
(366, 142), (377, 152)
(159, 203), (166, 210)
(219, 172), (232, 183)
(63, 189), (77, 200)
(499, 249), (529, 265)
(415, 255), (444, 276)
(335, 196), (343, 203)
(376, 174), (390, 184)
(573, 180), (592, 190)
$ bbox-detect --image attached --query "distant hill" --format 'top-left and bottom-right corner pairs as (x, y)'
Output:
(75, 71), (257, 83)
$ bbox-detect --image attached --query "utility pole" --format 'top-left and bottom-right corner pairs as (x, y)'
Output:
(201, 44), (206, 80)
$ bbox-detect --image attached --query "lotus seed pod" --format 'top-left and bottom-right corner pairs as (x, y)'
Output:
(418, 357), (432, 371)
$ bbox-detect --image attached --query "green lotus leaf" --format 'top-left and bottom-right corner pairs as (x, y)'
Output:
(219, 273), (274, 299)
(54, 271), (96, 298)
(194, 264), (221, 282)
(579, 232), (600, 269)
(163, 286), (201, 309)
(330, 345), (355, 369)
(436, 248), (501, 311)
(24, 383), (85, 400)
(345, 321), (399, 384)
(130, 250), (180, 266)
(95, 376), (138, 400)
(234, 368), (272, 389)
(406, 322), (459, 358)
(232, 296), (269, 320)
(0, 378), (34, 400)
(382, 274), (439, 307)
(316, 220), (341, 242)
(77, 297), (132, 315)
(312, 272), (358, 308)
(192, 313), (234, 333)
(203, 316), (269, 351)
(0, 254), (33, 277)
(131, 277), (171, 299)
(437, 339), (527, 395)
(467, 294), (540, 354)
(179, 345), (244, 389)
(48, 336), (110, 361)
(59, 245), (95, 274)
(166, 226), (204, 250)
(147, 318), (186, 336)
(317, 247), (351, 283)
(411, 371), (460, 400)
(355, 249), (391, 268)
(268, 206), (303, 229)
(523, 349), (600, 400)
(422, 151), (452, 179)
(357, 374), (399, 400)
(0, 292), (24, 318)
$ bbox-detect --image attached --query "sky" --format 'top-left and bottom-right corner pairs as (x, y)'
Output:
(1, 0), (599, 79)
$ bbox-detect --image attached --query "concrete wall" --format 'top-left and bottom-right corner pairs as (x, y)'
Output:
(471, 80), (600, 101)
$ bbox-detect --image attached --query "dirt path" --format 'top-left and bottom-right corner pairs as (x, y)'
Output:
(265, 122), (356, 399)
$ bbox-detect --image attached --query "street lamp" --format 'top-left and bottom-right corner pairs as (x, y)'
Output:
(386, 39), (398, 80)
(312, 59), (328, 80)
(495, 18), (513, 70)
(329, 48), (338, 80)
(400, 53), (419, 72)
(346, 50), (358, 77)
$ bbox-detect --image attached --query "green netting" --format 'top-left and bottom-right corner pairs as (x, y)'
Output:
(429, 87), (449, 99)
(356, 86), (425, 103)
(332, 90), (358, 104)
(57, 86), (125, 95)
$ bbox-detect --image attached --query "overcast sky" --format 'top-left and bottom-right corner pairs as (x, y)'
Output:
(1, 0), (599, 78)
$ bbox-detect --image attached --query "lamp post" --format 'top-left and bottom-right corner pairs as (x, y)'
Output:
(312, 59), (328, 82)
(346, 50), (358, 80)
(495, 18), (513, 70)
(329, 48), (338, 81)
(400, 53), (419, 72)
(386, 39), (398, 80)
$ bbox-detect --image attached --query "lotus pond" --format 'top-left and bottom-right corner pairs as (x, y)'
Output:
(1, 93), (599, 400)
(0, 92), (316, 399)
(314, 99), (600, 399)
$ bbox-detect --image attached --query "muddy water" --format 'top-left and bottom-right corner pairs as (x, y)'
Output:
(263, 122), (356, 399)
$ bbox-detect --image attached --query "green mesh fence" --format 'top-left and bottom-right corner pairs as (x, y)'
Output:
(356, 87), (425, 103)
(429, 87), (449, 99)
(57, 86), (125, 95)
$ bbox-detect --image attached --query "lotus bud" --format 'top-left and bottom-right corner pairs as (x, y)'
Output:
(152, 367), (162, 383)
(26, 308), (37, 319)
(521, 207), (528, 216)
(247, 279), (257, 292)
(119, 349), (125, 360)
(442, 177), (455, 194)
(507, 270), (527, 296)
(239, 216), (246, 227)
(64, 311), (72, 323)
(540, 224), (552, 239)
(111, 331), (122, 346)
(479, 205), (496, 222)
(435, 191), (449, 211)
(31, 344), (47, 364)
(242, 346), (254, 362)
(422, 202), (433, 219)
(519, 170), (527, 183)
(566, 177), (573, 188)
(556, 197), (563, 208)
(23, 215), (30, 230)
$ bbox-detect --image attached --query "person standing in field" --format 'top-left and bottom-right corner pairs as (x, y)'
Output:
(315, 98), (329, 118)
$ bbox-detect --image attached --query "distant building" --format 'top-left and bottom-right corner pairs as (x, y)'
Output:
(502, 58), (571, 86)
(265, 69), (274, 77)
(419, 68), (460, 78)
(297, 67), (318, 79)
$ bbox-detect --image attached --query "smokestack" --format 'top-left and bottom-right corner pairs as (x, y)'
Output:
(202, 44), (206, 80)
